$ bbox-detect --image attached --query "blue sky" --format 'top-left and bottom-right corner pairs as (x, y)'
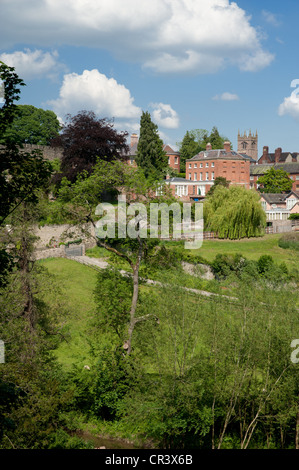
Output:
(1, 0), (299, 156)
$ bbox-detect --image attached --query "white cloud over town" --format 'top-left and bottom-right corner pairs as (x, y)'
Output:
(0, 0), (274, 75)
(47, 69), (142, 122)
(150, 103), (180, 129)
(278, 84), (299, 121)
(0, 49), (65, 80)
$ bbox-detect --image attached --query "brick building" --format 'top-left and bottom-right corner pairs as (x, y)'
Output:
(250, 146), (299, 192)
(123, 133), (180, 171)
(165, 141), (252, 201)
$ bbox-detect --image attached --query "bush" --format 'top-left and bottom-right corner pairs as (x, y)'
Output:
(278, 232), (299, 251)
(288, 213), (299, 220)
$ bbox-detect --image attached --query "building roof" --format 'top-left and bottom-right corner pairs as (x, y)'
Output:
(163, 144), (180, 155)
(259, 152), (299, 163)
(187, 149), (251, 162)
(260, 191), (299, 205)
(250, 162), (299, 175)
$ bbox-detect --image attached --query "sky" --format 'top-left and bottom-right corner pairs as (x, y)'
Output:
(1, 0), (299, 156)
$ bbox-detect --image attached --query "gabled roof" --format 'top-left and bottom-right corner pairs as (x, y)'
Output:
(260, 191), (299, 205)
(259, 152), (299, 163)
(250, 162), (299, 175)
(163, 144), (180, 155)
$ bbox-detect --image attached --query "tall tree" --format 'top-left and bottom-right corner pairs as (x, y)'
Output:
(51, 110), (129, 183)
(257, 167), (293, 193)
(0, 104), (61, 145)
(0, 63), (52, 225)
(178, 131), (201, 172)
(136, 111), (168, 179)
(204, 185), (266, 239)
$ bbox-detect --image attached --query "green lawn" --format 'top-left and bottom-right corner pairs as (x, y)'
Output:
(39, 233), (299, 368)
(39, 258), (99, 369)
(178, 233), (299, 271)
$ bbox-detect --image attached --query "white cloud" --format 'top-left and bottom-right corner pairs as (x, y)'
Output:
(150, 103), (180, 129)
(262, 10), (280, 27)
(0, 49), (64, 80)
(238, 48), (275, 72)
(212, 92), (239, 101)
(278, 87), (299, 121)
(48, 69), (141, 121)
(0, 0), (274, 75)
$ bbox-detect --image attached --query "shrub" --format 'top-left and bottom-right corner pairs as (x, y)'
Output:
(278, 232), (299, 251)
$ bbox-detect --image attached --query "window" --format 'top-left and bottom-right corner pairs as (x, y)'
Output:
(287, 198), (296, 210)
(175, 156), (178, 164)
(189, 174), (192, 180)
(194, 172), (197, 181)
(205, 162), (209, 168)
(211, 172), (215, 180)
(296, 175), (299, 180)
(200, 172), (203, 181)
(250, 176), (254, 181)
(211, 162), (215, 167)
(189, 163), (192, 168)
(176, 185), (187, 197)
(200, 163), (203, 168)
(168, 157), (170, 164)
(206, 172), (209, 180)
(194, 163), (197, 168)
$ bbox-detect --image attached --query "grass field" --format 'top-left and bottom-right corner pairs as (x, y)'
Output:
(165, 233), (299, 271)
(39, 257), (98, 369)
(39, 233), (298, 368)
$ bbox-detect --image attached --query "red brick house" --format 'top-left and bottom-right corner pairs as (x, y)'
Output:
(123, 134), (180, 171)
(250, 146), (299, 192)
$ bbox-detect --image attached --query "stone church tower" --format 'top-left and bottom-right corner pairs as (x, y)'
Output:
(237, 130), (258, 161)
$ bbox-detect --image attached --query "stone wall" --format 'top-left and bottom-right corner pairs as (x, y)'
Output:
(20, 144), (63, 161)
(33, 223), (96, 250)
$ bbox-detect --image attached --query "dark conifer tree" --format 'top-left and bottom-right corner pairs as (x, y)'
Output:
(136, 111), (168, 179)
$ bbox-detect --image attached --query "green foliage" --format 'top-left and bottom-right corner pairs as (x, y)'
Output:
(0, 104), (61, 145)
(207, 176), (230, 196)
(136, 111), (168, 179)
(288, 213), (299, 220)
(91, 348), (136, 421)
(278, 232), (299, 251)
(257, 167), (293, 193)
(178, 130), (201, 171)
(204, 185), (266, 239)
(0, 62), (53, 226)
(94, 268), (132, 338)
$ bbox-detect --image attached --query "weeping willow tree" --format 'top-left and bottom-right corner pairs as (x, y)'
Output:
(204, 185), (266, 239)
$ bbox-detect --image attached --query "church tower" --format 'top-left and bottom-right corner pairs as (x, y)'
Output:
(237, 130), (258, 161)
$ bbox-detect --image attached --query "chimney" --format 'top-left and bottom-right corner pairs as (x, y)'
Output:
(206, 142), (212, 150)
(274, 147), (282, 163)
(223, 141), (231, 152)
(263, 146), (269, 156)
(130, 133), (138, 148)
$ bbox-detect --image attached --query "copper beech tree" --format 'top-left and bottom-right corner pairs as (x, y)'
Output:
(51, 110), (129, 184)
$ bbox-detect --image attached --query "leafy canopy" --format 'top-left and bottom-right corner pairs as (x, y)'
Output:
(204, 185), (266, 239)
(51, 110), (129, 183)
(0, 104), (61, 145)
(257, 167), (293, 193)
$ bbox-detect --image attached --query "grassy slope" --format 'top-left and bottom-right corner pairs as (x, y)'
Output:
(39, 234), (298, 368)
(39, 257), (98, 369)
(185, 234), (299, 271)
